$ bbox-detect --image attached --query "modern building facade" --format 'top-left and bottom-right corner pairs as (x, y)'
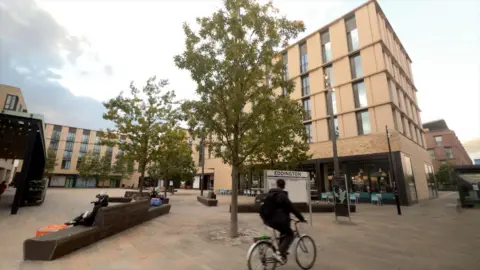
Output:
(44, 124), (141, 188)
(423, 119), (473, 172)
(0, 84), (29, 184)
(193, 0), (435, 205)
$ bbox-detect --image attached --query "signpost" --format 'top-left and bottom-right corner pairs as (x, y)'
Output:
(333, 174), (352, 224)
(264, 170), (313, 226)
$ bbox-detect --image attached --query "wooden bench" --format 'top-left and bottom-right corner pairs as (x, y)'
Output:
(197, 195), (218, 207)
(24, 200), (171, 261)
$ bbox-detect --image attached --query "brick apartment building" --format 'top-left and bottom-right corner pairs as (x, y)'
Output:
(423, 119), (472, 172)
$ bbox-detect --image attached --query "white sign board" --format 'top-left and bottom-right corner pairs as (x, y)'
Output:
(264, 170), (310, 203)
(193, 176), (200, 189)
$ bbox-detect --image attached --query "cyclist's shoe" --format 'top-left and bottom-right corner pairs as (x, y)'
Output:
(273, 251), (286, 264)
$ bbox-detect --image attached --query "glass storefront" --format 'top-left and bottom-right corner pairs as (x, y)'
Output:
(401, 153), (418, 202)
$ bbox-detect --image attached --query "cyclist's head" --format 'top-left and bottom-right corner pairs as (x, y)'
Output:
(276, 179), (285, 189)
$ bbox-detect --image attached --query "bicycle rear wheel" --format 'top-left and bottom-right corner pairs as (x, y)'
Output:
(295, 235), (317, 270)
(247, 241), (278, 270)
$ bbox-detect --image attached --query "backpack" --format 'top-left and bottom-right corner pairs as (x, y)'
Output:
(259, 192), (278, 222)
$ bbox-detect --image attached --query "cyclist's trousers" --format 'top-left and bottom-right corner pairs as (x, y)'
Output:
(270, 222), (294, 255)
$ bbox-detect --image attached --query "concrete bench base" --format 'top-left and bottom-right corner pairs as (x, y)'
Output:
(24, 203), (171, 261)
(231, 202), (356, 213)
(197, 196), (218, 207)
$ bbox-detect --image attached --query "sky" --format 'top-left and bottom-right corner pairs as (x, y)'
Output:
(0, 0), (479, 143)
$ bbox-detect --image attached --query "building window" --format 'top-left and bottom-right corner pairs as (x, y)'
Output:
(392, 109), (398, 130)
(356, 110), (371, 135)
(61, 160), (71, 170)
(66, 128), (76, 142)
(301, 75), (310, 96)
(302, 98), (311, 120)
(82, 130), (90, 143)
(304, 123), (313, 143)
(402, 154), (418, 201)
(434, 136), (443, 146)
(428, 149), (435, 160)
(400, 116), (406, 134)
(323, 65), (334, 87)
(65, 142), (74, 151)
(94, 144), (101, 154)
(299, 43), (308, 73)
(282, 87), (287, 96)
(349, 53), (363, 79)
(80, 143), (89, 153)
(4, 94), (19, 110)
(440, 160), (447, 166)
(352, 81), (367, 108)
(320, 30), (332, 63)
(345, 15), (359, 52)
(329, 117), (339, 140)
(325, 91), (337, 115)
(282, 52), (288, 79)
(444, 147), (454, 159)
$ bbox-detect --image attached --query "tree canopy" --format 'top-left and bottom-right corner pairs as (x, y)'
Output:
(148, 128), (196, 197)
(175, 0), (306, 237)
(100, 77), (180, 191)
(44, 148), (58, 180)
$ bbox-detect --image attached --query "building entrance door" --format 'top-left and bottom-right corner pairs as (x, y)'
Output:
(65, 177), (74, 188)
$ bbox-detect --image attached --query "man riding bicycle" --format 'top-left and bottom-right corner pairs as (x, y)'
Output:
(260, 178), (306, 263)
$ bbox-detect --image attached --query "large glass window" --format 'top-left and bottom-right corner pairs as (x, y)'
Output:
(444, 147), (454, 159)
(349, 53), (363, 79)
(299, 43), (308, 73)
(434, 136), (443, 146)
(402, 154), (418, 201)
(353, 81), (367, 108)
(345, 15), (359, 52)
(61, 160), (71, 169)
(356, 110), (371, 135)
(302, 98), (311, 120)
(304, 123), (313, 143)
(4, 94), (19, 110)
(320, 30), (332, 63)
(66, 128), (76, 142)
(428, 149), (435, 160)
(329, 117), (339, 140)
(323, 65), (334, 87)
(301, 75), (310, 96)
(65, 142), (74, 151)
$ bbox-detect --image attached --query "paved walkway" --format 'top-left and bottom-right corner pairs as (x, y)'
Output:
(0, 189), (478, 270)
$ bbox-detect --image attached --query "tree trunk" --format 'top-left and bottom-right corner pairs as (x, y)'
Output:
(230, 165), (239, 238)
(164, 178), (168, 198)
(139, 165), (145, 193)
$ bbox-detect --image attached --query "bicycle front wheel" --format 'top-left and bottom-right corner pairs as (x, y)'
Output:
(247, 241), (277, 270)
(295, 235), (317, 270)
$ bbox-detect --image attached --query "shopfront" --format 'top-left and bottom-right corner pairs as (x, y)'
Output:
(297, 151), (420, 206)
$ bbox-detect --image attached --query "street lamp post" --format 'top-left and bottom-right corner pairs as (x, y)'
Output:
(385, 126), (402, 215)
(325, 74), (341, 190)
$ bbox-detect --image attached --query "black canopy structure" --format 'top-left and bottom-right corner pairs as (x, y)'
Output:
(0, 109), (47, 214)
(454, 165), (480, 208)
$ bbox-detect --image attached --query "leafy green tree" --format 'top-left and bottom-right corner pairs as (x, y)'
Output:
(100, 77), (179, 191)
(97, 154), (113, 182)
(175, 0), (305, 237)
(148, 129), (196, 197)
(44, 148), (58, 180)
(77, 151), (101, 180)
(112, 152), (132, 181)
(436, 164), (455, 186)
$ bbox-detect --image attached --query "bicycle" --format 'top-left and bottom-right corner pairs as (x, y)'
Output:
(247, 219), (317, 270)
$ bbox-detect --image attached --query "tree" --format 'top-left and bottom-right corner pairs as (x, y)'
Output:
(77, 151), (101, 180)
(148, 128), (196, 197)
(44, 148), (58, 180)
(175, 0), (306, 237)
(112, 152), (132, 181)
(436, 164), (455, 186)
(100, 77), (179, 191)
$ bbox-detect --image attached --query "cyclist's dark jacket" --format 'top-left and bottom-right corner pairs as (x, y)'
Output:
(265, 188), (305, 226)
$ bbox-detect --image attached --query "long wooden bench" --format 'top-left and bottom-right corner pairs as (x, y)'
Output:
(24, 200), (171, 261)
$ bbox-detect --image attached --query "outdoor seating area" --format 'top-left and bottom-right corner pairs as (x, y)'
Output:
(197, 191), (218, 207)
(319, 191), (396, 205)
(23, 199), (171, 261)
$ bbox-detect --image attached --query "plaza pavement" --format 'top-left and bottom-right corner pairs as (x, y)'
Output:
(0, 188), (479, 270)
